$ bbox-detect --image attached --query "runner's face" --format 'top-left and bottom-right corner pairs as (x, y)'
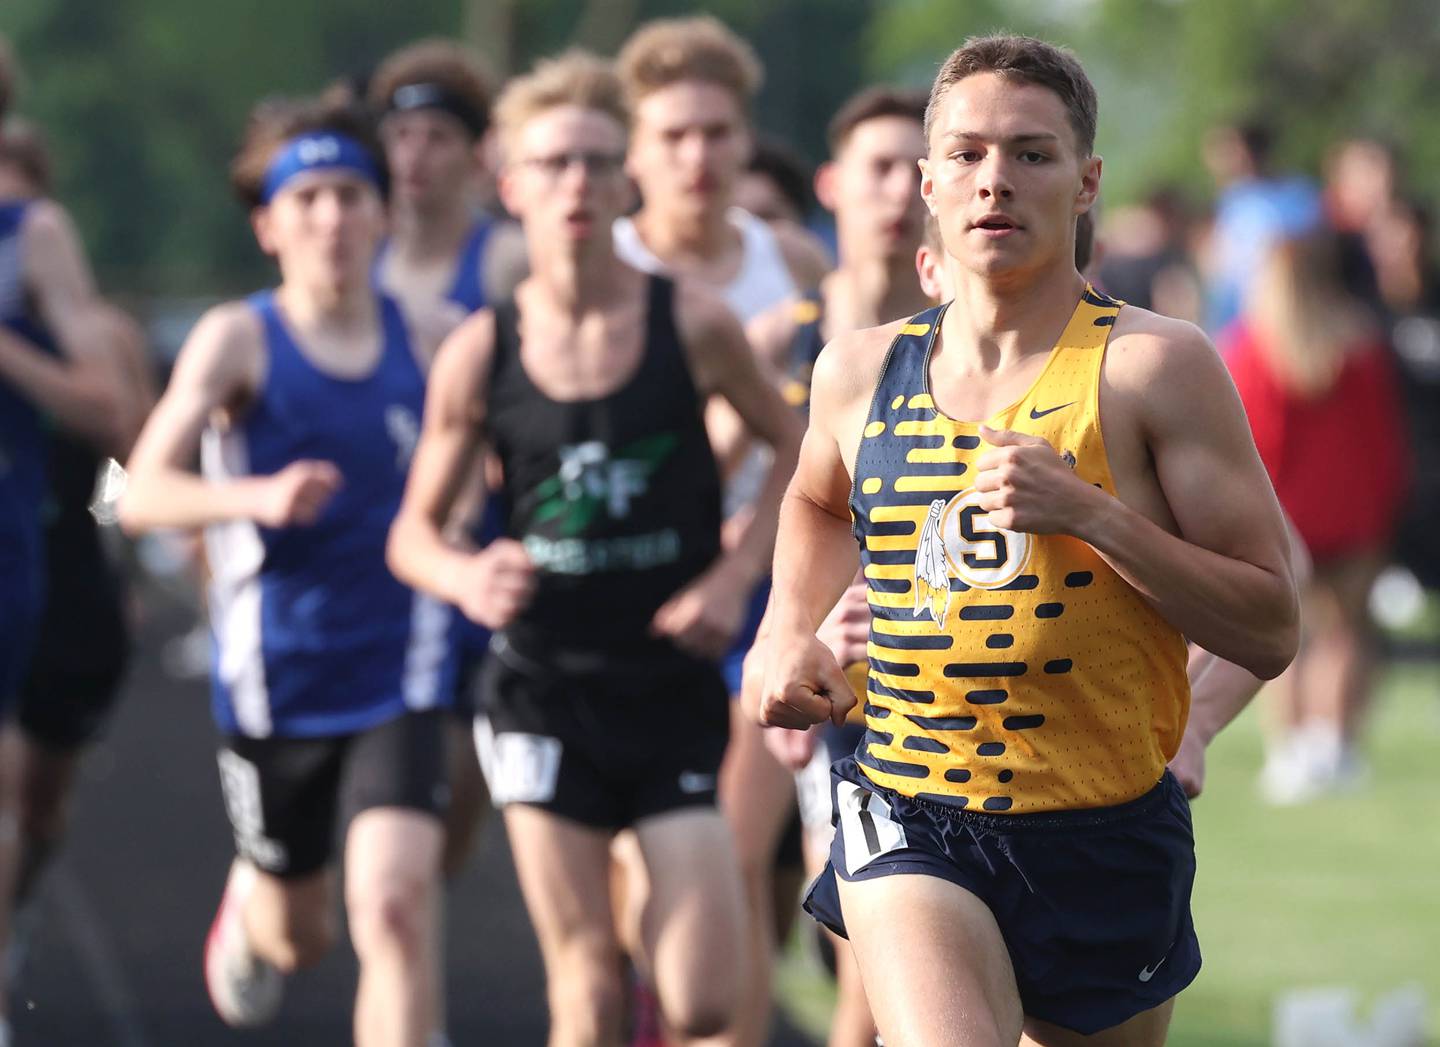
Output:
(380, 108), (479, 210)
(827, 115), (927, 263)
(920, 72), (1099, 280)
(628, 81), (750, 220)
(257, 170), (386, 287)
(501, 106), (628, 246)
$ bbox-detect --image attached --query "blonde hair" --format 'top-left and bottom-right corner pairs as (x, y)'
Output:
(493, 49), (627, 157)
(1247, 231), (1373, 397)
(617, 16), (762, 107)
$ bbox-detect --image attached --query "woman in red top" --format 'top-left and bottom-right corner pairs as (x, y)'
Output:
(1223, 229), (1409, 803)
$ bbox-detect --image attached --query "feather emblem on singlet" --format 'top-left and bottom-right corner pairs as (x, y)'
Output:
(914, 500), (950, 627)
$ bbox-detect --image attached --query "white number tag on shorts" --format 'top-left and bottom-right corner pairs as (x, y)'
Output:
(475, 720), (563, 805)
(836, 779), (907, 876)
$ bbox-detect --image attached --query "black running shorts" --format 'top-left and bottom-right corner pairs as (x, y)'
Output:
(475, 649), (729, 830)
(215, 710), (449, 879)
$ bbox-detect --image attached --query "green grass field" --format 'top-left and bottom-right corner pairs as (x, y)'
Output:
(777, 661), (1440, 1045)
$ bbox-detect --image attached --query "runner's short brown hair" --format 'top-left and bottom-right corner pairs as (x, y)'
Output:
(230, 96), (387, 208)
(925, 34), (1097, 156)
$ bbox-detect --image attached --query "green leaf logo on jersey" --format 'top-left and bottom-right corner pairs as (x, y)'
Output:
(532, 433), (678, 537)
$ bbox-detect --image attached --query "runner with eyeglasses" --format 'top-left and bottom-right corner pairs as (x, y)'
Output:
(387, 51), (801, 1046)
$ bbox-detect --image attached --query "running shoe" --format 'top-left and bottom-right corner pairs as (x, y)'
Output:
(204, 861), (283, 1027)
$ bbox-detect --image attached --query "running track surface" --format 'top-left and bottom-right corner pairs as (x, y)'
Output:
(11, 600), (814, 1046)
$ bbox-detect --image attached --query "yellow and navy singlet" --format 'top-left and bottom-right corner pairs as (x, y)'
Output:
(850, 287), (1189, 813)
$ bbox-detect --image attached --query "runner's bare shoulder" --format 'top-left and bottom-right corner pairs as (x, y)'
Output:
(426, 306), (501, 426)
(1103, 303), (1228, 413)
(809, 316), (909, 419)
(179, 300), (267, 404)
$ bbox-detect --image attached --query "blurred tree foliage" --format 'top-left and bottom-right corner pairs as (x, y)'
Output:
(2, 0), (1438, 296)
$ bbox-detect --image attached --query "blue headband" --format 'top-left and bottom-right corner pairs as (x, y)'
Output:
(261, 132), (383, 204)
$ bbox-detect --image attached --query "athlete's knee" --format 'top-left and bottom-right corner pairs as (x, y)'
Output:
(546, 932), (625, 1038)
(347, 872), (433, 960)
(549, 961), (624, 1041)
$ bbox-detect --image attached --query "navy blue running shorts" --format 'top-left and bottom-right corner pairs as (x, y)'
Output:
(216, 709), (449, 879)
(804, 754), (1201, 1036)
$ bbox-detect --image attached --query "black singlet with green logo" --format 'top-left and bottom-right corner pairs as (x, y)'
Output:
(486, 276), (723, 675)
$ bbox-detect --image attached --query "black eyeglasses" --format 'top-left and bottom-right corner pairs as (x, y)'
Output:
(515, 151), (625, 180)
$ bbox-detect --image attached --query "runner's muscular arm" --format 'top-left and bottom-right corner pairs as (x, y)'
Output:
(705, 296), (797, 485)
(678, 284), (803, 585)
(758, 330), (880, 729)
(118, 304), (341, 532)
(651, 286), (803, 659)
(387, 311), (534, 629)
(977, 315), (1298, 679)
(0, 200), (126, 452)
(1096, 320), (1298, 677)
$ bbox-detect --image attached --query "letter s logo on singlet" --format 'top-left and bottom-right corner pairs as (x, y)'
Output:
(913, 489), (1032, 627)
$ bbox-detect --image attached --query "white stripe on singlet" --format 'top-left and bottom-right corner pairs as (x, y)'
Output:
(401, 592), (452, 710)
(201, 425), (272, 737)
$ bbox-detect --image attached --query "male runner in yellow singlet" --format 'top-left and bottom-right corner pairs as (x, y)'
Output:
(757, 34), (1298, 1047)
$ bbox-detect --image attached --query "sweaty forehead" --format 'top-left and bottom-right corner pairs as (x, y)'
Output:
(635, 80), (744, 131)
(929, 73), (1075, 148)
(518, 105), (626, 154)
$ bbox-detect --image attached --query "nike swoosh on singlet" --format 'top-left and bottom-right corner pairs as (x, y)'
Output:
(1029, 401), (1075, 420)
